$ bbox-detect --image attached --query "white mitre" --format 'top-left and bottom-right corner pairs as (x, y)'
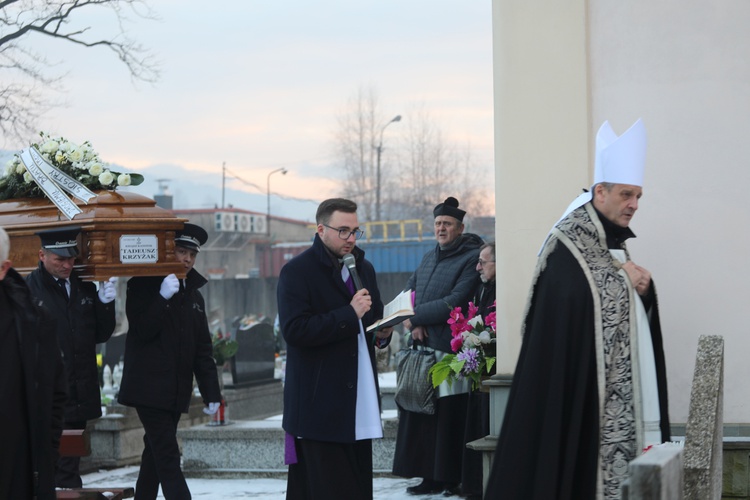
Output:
(561, 118), (647, 220)
(539, 118), (648, 254)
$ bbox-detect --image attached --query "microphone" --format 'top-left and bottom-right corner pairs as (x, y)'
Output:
(342, 253), (363, 291)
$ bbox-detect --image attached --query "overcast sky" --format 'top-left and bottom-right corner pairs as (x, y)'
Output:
(5, 1), (495, 221)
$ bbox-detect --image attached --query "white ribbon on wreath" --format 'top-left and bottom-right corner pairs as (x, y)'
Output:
(19, 146), (97, 220)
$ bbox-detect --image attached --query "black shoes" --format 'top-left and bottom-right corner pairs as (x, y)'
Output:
(406, 479), (444, 495)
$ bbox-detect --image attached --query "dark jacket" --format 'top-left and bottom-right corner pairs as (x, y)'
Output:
(473, 279), (496, 319)
(26, 262), (115, 422)
(118, 269), (221, 412)
(1, 268), (66, 500)
(278, 235), (390, 443)
(406, 233), (483, 353)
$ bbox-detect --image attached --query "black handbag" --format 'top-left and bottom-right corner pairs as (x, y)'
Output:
(394, 344), (437, 415)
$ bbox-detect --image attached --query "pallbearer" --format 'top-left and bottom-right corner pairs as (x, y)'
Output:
(26, 226), (117, 489)
(119, 223), (222, 500)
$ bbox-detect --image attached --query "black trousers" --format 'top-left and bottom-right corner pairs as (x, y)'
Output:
(56, 420), (86, 488)
(287, 438), (373, 500)
(135, 407), (190, 500)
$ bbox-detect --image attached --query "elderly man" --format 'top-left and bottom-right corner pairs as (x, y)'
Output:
(392, 196), (483, 496)
(0, 227), (66, 499)
(26, 226), (116, 488)
(278, 198), (392, 499)
(474, 241), (496, 317)
(486, 119), (670, 499)
(460, 241), (496, 500)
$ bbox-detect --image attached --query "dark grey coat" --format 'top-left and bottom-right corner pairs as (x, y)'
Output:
(405, 233), (483, 353)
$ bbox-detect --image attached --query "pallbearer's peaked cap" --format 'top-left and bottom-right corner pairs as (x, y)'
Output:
(175, 223), (208, 252)
(36, 226), (81, 258)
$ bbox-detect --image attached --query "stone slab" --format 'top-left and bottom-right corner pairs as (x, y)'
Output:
(179, 415), (400, 474)
(683, 335), (724, 500)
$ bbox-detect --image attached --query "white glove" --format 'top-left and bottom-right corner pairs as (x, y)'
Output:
(98, 277), (118, 304)
(203, 402), (221, 415)
(159, 274), (180, 300)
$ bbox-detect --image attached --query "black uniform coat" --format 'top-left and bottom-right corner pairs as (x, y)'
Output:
(278, 235), (389, 443)
(1, 268), (66, 500)
(26, 262), (115, 422)
(118, 269), (221, 412)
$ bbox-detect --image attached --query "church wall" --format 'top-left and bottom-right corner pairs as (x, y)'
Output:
(493, 0), (750, 425)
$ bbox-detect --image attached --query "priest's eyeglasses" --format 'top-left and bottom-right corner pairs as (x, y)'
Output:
(323, 224), (365, 240)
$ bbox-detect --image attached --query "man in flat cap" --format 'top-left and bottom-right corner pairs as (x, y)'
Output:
(485, 119), (670, 499)
(392, 197), (484, 496)
(119, 222), (221, 500)
(26, 226), (117, 489)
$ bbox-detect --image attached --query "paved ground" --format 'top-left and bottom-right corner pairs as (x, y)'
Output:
(81, 466), (454, 499)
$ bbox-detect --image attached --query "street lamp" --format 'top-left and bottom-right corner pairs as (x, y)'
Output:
(267, 167), (288, 236)
(375, 115), (402, 221)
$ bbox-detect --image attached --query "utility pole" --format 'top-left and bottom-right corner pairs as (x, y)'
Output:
(376, 115), (402, 221)
(221, 161), (226, 209)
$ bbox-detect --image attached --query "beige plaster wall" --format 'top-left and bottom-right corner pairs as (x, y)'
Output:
(491, 0), (590, 373)
(493, 0), (750, 424)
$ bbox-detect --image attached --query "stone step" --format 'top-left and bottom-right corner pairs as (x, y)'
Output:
(178, 411), (400, 475)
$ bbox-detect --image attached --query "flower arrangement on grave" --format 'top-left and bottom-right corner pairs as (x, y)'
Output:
(212, 330), (239, 366)
(0, 131), (144, 201)
(429, 301), (497, 391)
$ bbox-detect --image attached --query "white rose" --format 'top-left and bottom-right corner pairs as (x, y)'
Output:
(15, 163), (26, 175)
(59, 141), (73, 153)
(477, 330), (492, 344)
(88, 162), (103, 176)
(40, 140), (59, 154)
(99, 170), (114, 186)
(468, 315), (484, 328)
(67, 148), (84, 163)
(117, 173), (132, 186)
(23, 171), (33, 183)
(55, 151), (65, 164)
(466, 333), (482, 347)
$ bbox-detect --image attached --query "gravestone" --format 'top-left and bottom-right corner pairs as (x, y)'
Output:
(622, 445), (684, 500)
(683, 335), (724, 500)
(230, 322), (275, 387)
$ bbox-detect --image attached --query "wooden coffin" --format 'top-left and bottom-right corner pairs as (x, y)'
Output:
(0, 191), (188, 280)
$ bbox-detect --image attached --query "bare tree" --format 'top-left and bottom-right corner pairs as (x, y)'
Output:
(333, 85), (382, 222)
(387, 104), (491, 222)
(0, 0), (159, 144)
(333, 87), (492, 226)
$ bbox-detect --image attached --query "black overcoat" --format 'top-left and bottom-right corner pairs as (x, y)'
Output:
(1, 268), (66, 500)
(278, 235), (388, 443)
(118, 269), (221, 412)
(26, 262), (115, 422)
